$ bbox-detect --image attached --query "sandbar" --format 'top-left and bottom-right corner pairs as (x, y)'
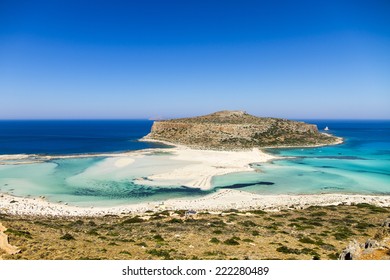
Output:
(1, 141), (389, 217)
(135, 146), (275, 190)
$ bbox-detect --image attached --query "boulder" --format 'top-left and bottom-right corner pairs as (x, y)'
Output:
(381, 218), (390, 228)
(364, 239), (380, 250)
(339, 240), (362, 260)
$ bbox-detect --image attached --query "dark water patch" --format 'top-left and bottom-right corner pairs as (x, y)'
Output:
(374, 192), (390, 195)
(373, 150), (390, 156)
(217, 181), (275, 189)
(71, 181), (207, 199)
(144, 151), (175, 156)
(321, 186), (345, 190)
(279, 155), (366, 160)
(313, 156), (366, 160)
(263, 148), (282, 155)
(353, 169), (390, 176)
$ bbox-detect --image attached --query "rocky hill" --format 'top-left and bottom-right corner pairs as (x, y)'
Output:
(144, 110), (341, 150)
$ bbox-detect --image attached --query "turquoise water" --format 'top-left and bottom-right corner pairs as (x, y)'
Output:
(0, 155), (206, 206)
(0, 120), (389, 206)
(214, 120), (390, 195)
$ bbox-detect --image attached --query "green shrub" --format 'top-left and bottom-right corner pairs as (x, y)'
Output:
(168, 218), (183, 224)
(60, 233), (75, 240)
(120, 251), (131, 256)
(250, 210), (267, 215)
(355, 203), (388, 213)
(87, 229), (99, 236)
(121, 216), (144, 224)
(298, 237), (316, 244)
(327, 253), (339, 260)
(355, 222), (375, 230)
(276, 246), (300, 255)
(333, 227), (355, 240)
(153, 234), (164, 242)
(242, 238), (254, 243)
(209, 237), (220, 244)
(204, 250), (226, 256)
(147, 249), (172, 259)
(72, 220), (84, 226)
(224, 238), (240, 245)
(88, 221), (97, 226)
(309, 211), (327, 217)
(174, 210), (186, 216)
(4, 228), (32, 239)
(240, 220), (257, 227)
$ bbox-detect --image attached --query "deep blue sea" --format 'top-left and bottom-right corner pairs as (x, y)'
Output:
(0, 120), (167, 155)
(0, 120), (389, 206)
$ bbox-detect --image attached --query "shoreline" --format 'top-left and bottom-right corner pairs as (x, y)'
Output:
(0, 135), (365, 218)
(134, 145), (276, 190)
(1, 143), (277, 190)
(1, 190), (390, 217)
(140, 135), (344, 150)
(0, 134), (343, 164)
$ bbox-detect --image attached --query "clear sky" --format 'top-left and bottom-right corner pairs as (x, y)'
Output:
(0, 0), (389, 119)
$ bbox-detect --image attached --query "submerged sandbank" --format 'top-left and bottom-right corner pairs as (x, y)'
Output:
(0, 145), (276, 191)
(134, 146), (275, 190)
(3, 138), (387, 218)
(0, 145), (277, 214)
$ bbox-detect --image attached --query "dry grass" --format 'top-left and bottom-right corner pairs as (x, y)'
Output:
(0, 204), (389, 260)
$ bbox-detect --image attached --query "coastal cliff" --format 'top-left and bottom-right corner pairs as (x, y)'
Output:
(144, 110), (341, 150)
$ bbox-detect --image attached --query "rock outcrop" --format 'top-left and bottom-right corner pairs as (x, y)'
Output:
(339, 217), (390, 260)
(0, 223), (20, 257)
(144, 110), (341, 150)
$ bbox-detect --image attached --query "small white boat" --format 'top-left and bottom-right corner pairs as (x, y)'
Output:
(324, 126), (329, 131)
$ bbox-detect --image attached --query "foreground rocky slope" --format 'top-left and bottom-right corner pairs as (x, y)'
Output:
(144, 110), (341, 150)
(339, 218), (390, 260)
(1, 204), (389, 260)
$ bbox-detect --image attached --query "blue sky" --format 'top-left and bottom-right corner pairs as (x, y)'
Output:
(0, 0), (389, 119)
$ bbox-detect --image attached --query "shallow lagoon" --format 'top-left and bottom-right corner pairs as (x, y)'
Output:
(0, 155), (207, 207)
(0, 120), (389, 206)
(214, 120), (390, 195)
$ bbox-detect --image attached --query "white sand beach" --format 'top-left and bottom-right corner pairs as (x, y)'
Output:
(0, 144), (276, 189)
(135, 146), (275, 190)
(1, 141), (389, 217)
(1, 189), (390, 217)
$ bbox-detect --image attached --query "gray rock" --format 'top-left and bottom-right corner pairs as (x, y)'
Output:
(381, 218), (390, 228)
(364, 239), (380, 250)
(339, 240), (362, 260)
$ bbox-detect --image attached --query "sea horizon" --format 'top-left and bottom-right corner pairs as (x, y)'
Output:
(2, 0), (390, 264)
(1, 118), (390, 121)
(0, 119), (389, 207)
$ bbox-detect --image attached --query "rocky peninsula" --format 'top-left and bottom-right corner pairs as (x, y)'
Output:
(144, 110), (342, 150)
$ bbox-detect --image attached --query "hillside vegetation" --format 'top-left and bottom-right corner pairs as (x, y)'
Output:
(145, 111), (340, 150)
